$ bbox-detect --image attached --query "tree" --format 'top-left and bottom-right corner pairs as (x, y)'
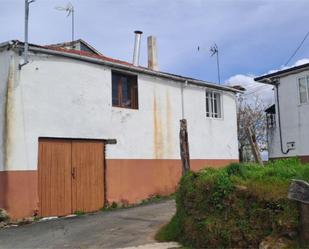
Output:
(237, 95), (267, 162)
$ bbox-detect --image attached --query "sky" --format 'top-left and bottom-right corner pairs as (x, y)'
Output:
(1, 0), (309, 104)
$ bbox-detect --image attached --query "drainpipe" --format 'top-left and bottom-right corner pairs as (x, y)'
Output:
(275, 81), (290, 155)
(19, 0), (35, 69)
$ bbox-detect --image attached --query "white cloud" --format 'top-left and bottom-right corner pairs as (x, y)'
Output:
(292, 58), (309, 67)
(225, 74), (274, 106)
(268, 58), (309, 74)
(225, 57), (309, 106)
(225, 74), (256, 88)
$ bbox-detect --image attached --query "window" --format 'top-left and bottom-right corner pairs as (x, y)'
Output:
(206, 90), (222, 118)
(298, 76), (309, 104)
(112, 72), (138, 109)
(265, 104), (276, 129)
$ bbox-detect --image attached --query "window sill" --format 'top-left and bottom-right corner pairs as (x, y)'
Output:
(112, 105), (139, 111)
(206, 117), (224, 121)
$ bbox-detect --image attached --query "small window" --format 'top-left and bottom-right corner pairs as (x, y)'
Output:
(112, 72), (138, 109)
(299, 77), (309, 104)
(206, 90), (221, 118)
(266, 113), (276, 129)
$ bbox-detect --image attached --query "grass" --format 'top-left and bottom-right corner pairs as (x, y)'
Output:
(156, 158), (308, 248)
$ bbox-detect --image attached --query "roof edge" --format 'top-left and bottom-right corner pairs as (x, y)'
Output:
(254, 63), (309, 84)
(5, 40), (241, 93)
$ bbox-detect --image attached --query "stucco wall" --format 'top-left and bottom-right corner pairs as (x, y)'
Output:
(3, 52), (238, 171)
(269, 70), (309, 159)
(0, 50), (239, 218)
(0, 50), (12, 171)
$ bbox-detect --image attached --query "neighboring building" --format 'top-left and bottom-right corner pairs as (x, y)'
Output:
(255, 63), (309, 163)
(48, 39), (103, 56)
(0, 37), (239, 219)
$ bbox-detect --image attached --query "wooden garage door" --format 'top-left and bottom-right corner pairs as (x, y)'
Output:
(72, 140), (104, 213)
(38, 138), (105, 217)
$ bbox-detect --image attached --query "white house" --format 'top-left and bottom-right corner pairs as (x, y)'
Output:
(0, 36), (239, 219)
(255, 64), (309, 163)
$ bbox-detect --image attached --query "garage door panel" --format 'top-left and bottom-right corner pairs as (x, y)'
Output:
(72, 140), (104, 213)
(38, 139), (72, 217)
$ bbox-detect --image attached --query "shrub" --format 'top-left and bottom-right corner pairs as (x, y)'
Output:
(157, 158), (308, 248)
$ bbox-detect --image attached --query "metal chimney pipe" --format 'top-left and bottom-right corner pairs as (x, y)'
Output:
(133, 30), (143, 66)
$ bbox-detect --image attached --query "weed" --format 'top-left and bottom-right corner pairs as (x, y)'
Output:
(74, 210), (85, 216)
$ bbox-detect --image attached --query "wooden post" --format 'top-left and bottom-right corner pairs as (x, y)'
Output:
(180, 119), (190, 175)
(246, 126), (263, 165)
(288, 180), (309, 247)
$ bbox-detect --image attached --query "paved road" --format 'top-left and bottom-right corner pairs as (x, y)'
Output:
(0, 200), (176, 249)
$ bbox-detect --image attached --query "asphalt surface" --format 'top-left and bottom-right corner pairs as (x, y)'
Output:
(0, 200), (176, 249)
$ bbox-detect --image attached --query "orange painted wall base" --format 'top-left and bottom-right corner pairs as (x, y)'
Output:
(0, 171), (38, 219)
(0, 158), (238, 219)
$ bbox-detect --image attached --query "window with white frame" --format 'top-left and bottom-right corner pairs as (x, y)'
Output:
(298, 76), (309, 104)
(206, 90), (222, 118)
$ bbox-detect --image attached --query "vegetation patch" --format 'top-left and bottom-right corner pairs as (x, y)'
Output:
(157, 158), (308, 248)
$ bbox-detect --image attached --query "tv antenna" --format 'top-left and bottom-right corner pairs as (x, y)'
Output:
(210, 43), (221, 84)
(197, 43), (222, 84)
(55, 2), (75, 47)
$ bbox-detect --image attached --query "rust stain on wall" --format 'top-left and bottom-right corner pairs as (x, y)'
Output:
(165, 90), (173, 157)
(153, 93), (163, 158)
(4, 63), (14, 170)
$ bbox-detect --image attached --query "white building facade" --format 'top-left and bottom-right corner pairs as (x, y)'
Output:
(0, 40), (239, 219)
(255, 64), (309, 162)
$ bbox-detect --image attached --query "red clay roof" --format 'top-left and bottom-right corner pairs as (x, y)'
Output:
(44, 45), (135, 68)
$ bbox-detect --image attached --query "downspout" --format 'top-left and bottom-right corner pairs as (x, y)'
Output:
(275, 81), (290, 155)
(19, 0), (35, 69)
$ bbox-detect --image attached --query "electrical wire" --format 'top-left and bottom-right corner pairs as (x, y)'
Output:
(284, 30), (309, 66)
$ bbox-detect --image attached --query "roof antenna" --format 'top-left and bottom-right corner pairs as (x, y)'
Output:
(197, 44), (222, 85)
(55, 2), (75, 48)
(19, 0), (35, 70)
(210, 43), (221, 84)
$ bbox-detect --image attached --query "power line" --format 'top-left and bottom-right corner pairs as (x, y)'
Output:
(284, 30), (309, 66)
(243, 85), (272, 96)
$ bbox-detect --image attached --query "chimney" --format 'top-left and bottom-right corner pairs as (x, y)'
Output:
(133, 30), (143, 66)
(147, 36), (159, 71)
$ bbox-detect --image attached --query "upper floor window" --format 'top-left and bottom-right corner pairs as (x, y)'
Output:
(299, 76), (309, 104)
(112, 71), (138, 109)
(206, 90), (222, 118)
(265, 104), (276, 129)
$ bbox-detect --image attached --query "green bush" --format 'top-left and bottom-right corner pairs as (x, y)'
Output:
(157, 158), (308, 248)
